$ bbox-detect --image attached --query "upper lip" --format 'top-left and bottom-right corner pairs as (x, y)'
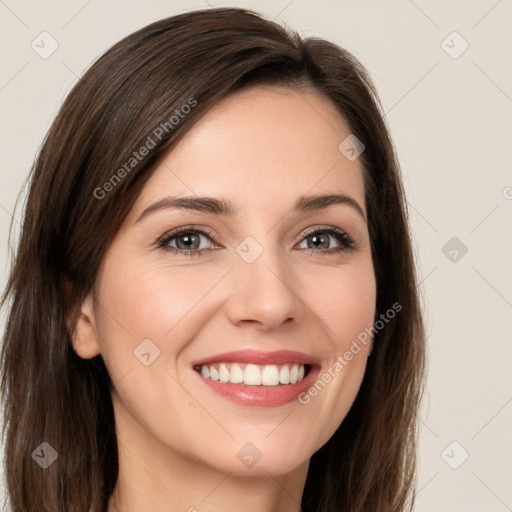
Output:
(192, 349), (320, 367)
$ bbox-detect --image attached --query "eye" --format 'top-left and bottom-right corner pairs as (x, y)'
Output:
(155, 225), (356, 257)
(297, 227), (356, 256)
(156, 226), (217, 257)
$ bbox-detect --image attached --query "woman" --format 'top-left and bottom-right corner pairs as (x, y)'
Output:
(0, 7), (426, 512)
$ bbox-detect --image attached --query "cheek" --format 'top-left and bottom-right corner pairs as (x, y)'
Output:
(311, 262), (377, 347)
(94, 256), (226, 374)
(92, 259), (213, 449)
(296, 262), (376, 443)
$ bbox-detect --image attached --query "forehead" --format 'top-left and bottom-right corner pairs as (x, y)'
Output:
(128, 86), (366, 220)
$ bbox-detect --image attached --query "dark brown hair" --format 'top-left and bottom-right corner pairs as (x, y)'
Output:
(0, 7), (426, 512)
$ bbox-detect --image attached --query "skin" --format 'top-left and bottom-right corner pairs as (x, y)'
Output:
(72, 85), (377, 512)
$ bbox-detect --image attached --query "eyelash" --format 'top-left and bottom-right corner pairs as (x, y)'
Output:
(155, 225), (356, 258)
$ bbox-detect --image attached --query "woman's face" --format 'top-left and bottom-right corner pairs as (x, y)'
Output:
(74, 85), (376, 477)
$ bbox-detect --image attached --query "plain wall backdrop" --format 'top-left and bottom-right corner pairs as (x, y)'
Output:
(1, 1), (511, 511)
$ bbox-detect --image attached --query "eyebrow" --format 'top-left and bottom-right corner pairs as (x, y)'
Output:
(134, 192), (366, 225)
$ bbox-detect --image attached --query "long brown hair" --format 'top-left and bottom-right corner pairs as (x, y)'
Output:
(0, 7), (426, 512)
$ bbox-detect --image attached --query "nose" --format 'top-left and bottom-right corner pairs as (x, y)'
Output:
(224, 243), (305, 332)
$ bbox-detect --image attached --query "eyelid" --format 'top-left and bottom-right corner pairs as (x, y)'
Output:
(158, 224), (217, 240)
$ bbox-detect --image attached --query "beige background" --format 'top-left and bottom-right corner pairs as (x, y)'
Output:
(1, 1), (511, 510)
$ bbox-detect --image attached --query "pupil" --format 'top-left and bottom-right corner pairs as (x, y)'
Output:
(311, 233), (328, 249)
(178, 233), (198, 250)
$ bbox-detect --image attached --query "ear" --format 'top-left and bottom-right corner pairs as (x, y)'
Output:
(61, 276), (102, 359)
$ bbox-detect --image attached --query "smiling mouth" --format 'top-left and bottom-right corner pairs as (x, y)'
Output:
(193, 362), (311, 386)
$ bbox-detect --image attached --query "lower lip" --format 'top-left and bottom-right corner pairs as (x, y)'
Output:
(195, 366), (319, 407)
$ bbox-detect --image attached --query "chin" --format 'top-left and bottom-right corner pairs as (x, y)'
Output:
(196, 431), (317, 477)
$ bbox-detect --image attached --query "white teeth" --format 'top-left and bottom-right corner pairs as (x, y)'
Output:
(279, 365), (290, 384)
(290, 364), (298, 384)
(218, 363), (230, 383)
(261, 365), (280, 386)
(198, 362), (307, 386)
(230, 363), (244, 383)
(244, 364), (261, 385)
